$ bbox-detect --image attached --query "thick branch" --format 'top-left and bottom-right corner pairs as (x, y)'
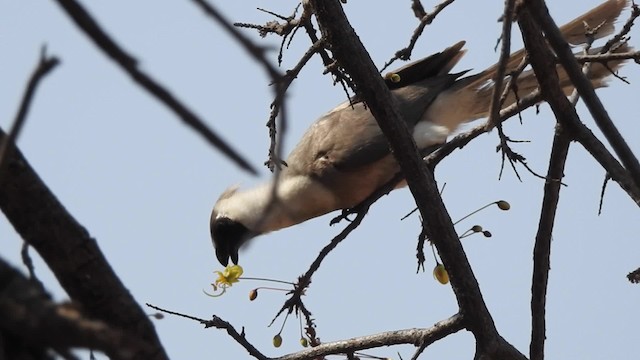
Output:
(0, 257), (150, 359)
(0, 128), (168, 360)
(308, 1), (525, 358)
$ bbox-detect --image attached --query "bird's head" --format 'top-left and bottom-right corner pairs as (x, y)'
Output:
(210, 186), (259, 266)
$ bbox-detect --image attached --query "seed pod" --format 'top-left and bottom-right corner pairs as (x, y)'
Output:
(273, 334), (283, 348)
(300, 337), (308, 347)
(496, 200), (511, 211)
(433, 263), (449, 284)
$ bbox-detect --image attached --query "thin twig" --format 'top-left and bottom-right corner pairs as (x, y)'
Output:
(146, 303), (269, 360)
(265, 39), (325, 171)
(598, 174), (611, 215)
(576, 50), (640, 63)
(528, 0), (640, 191)
(270, 206), (369, 325)
(602, 2), (640, 53)
(530, 125), (571, 360)
(381, 0), (457, 72)
(193, 0), (297, 173)
(487, 0), (517, 130)
(20, 242), (44, 291)
(0, 48), (59, 182)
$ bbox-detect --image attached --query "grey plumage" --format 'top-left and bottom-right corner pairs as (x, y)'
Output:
(211, 0), (632, 266)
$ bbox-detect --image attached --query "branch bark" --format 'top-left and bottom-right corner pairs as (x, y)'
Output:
(530, 126), (571, 360)
(0, 257), (151, 360)
(526, 0), (640, 190)
(0, 129), (168, 360)
(52, 0), (257, 174)
(308, 1), (526, 359)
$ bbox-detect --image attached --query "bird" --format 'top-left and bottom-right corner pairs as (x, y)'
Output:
(211, 0), (631, 266)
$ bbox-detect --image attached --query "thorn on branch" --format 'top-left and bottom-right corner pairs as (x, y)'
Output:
(598, 173), (611, 215)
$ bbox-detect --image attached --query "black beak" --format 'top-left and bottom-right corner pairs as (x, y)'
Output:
(210, 216), (252, 266)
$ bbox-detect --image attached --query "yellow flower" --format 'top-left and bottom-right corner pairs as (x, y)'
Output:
(215, 264), (243, 287)
(204, 265), (244, 297)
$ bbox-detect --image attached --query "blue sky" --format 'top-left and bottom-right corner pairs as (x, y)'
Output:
(2, 1), (639, 359)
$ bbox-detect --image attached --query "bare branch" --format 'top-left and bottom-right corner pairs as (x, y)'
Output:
(276, 314), (465, 360)
(0, 257), (152, 360)
(527, 0), (640, 190)
(308, 2), (526, 358)
(271, 205), (369, 325)
(192, 0), (295, 171)
(382, 0), (457, 72)
(0, 48), (59, 183)
(576, 50), (640, 63)
(487, 0), (518, 130)
(53, 0), (257, 174)
(530, 125), (571, 360)
(0, 130), (168, 359)
(146, 303), (269, 360)
(265, 39), (325, 171)
(598, 173), (612, 215)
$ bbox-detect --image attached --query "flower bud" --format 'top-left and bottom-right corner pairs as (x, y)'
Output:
(273, 334), (283, 348)
(249, 289), (258, 301)
(300, 337), (308, 347)
(385, 72), (401, 83)
(471, 225), (483, 232)
(433, 263), (449, 284)
(496, 200), (511, 211)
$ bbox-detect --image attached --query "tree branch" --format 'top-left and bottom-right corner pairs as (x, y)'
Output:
(382, 0), (458, 72)
(146, 303), (269, 360)
(276, 314), (465, 360)
(0, 257), (151, 360)
(530, 125), (571, 360)
(0, 130), (168, 360)
(52, 0), (257, 174)
(308, 1), (526, 358)
(487, 0), (517, 130)
(0, 48), (59, 183)
(526, 0), (640, 190)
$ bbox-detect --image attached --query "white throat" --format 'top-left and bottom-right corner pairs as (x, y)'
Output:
(214, 175), (338, 234)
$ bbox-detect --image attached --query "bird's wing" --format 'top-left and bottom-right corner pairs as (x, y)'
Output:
(473, 0), (629, 88)
(285, 42), (469, 182)
(285, 73), (462, 181)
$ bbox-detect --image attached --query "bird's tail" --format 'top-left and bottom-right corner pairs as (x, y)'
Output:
(452, 0), (632, 122)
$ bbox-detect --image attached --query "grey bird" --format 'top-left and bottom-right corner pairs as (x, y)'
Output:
(211, 0), (631, 266)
